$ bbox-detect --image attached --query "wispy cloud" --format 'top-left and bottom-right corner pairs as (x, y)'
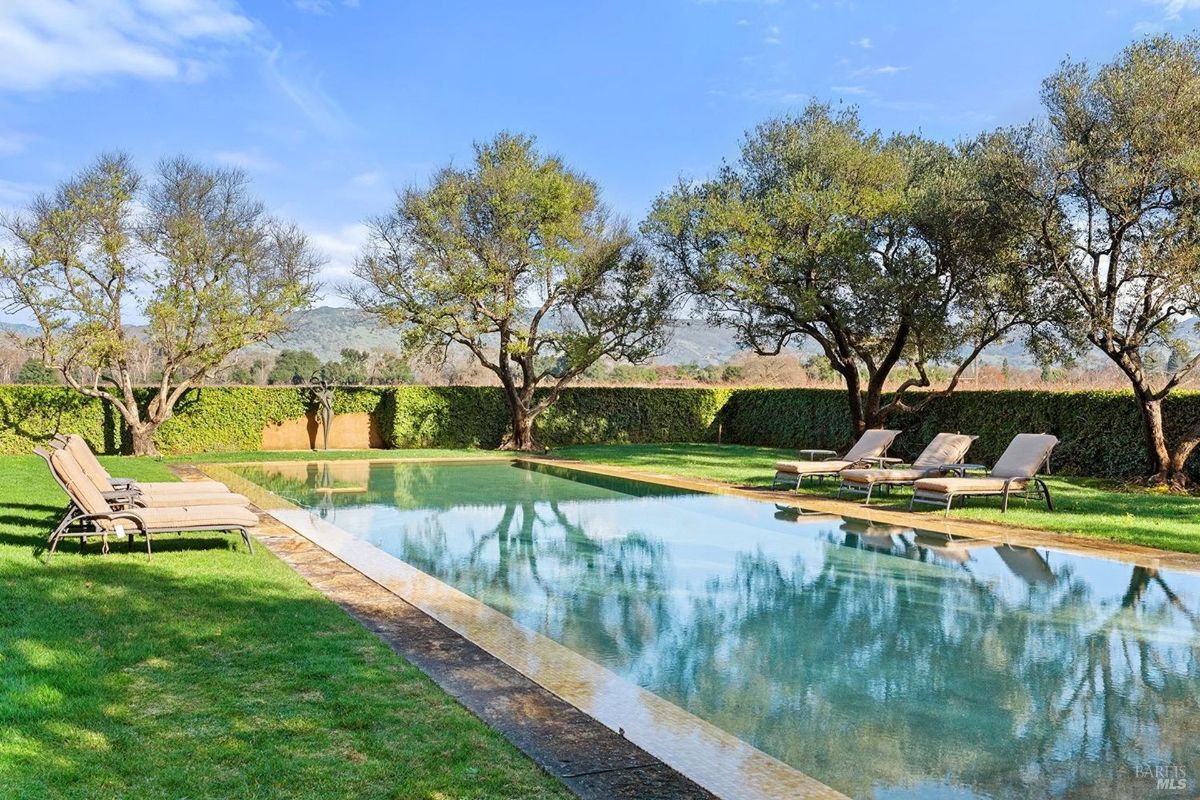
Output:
(293, 0), (360, 14)
(308, 222), (371, 288)
(708, 87), (807, 105)
(349, 170), (384, 188)
(0, 130), (32, 156)
(262, 45), (352, 136)
(212, 149), (279, 172)
(851, 64), (909, 77)
(830, 85), (870, 96)
(853, 37), (872, 49)
(764, 24), (782, 45)
(0, 0), (253, 92)
(1147, 0), (1200, 19)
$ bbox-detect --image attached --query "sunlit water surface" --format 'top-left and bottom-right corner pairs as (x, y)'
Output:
(233, 460), (1200, 799)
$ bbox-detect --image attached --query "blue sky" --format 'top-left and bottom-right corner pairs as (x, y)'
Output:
(1, 0), (1199, 305)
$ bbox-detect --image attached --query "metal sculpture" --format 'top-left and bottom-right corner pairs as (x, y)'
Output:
(309, 372), (335, 451)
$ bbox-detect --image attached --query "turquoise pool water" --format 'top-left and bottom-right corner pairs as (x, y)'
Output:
(234, 460), (1200, 799)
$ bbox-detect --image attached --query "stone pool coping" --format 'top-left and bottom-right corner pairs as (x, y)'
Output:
(197, 460), (849, 800)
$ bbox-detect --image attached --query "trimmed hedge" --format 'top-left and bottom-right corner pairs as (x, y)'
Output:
(717, 388), (1200, 481)
(0, 383), (1196, 480)
(0, 386), (117, 455)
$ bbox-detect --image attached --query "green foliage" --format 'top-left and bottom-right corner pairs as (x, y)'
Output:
(644, 102), (1044, 431)
(718, 388), (1200, 480)
(14, 359), (57, 384)
(350, 131), (674, 449)
(0, 383), (1196, 478)
(0, 153), (322, 454)
(387, 387), (512, 449)
(608, 364), (659, 384)
(0, 385), (114, 454)
(535, 388), (731, 447)
(370, 352), (414, 385)
(268, 349), (322, 385)
(153, 386), (312, 454)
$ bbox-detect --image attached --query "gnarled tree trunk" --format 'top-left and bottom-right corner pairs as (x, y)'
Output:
(500, 406), (539, 452)
(128, 422), (161, 457)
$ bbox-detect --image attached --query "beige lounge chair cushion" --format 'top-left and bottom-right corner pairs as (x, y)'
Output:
(50, 448), (111, 516)
(131, 505), (259, 531)
(991, 433), (1059, 479)
(843, 429), (902, 461)
(135, 491), (250, 508)
(841, 468), (927, 485)
(63, 435), (124, 494)
(911, 433), (976, 469)
(775, 459), (851, 475)
(64, 436), (231, 495)
(913, 476), (1027, 495)
(138, 480), (233, 494)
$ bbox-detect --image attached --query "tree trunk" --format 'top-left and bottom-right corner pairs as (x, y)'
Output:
(129, 423), (160, 457)
(500, 404), (539, 452)
(1134, 394), (1190, 488)
(842, 368), (868, 438)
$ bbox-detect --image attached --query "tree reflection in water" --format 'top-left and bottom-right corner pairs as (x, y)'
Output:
(234, 461), (1200, 799)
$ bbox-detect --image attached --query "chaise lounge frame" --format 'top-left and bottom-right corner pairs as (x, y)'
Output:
(35, 447), (255, 559)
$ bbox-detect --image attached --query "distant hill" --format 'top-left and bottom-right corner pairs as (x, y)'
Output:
(5, 306), (1196, 371)
(243, 307), (749, 366)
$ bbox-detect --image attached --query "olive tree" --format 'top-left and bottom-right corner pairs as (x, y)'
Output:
(0, 153), (322, 455)
(644, 104), (1048, 436)
(989, 35), (1200, 486)
(349, 133), (673, 450)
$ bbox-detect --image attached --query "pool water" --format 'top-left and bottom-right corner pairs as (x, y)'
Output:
(233, 460), (1200, 799)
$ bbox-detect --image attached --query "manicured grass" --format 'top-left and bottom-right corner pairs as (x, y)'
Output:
(0, 455), (569, 800)
(554, 443), (1200, 555)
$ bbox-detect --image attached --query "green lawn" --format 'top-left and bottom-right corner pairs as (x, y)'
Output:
(554, 443), (1200, 555)
(0, 454), (569, 800)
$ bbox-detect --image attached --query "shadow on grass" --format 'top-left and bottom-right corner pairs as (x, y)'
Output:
(0, 546), (567, 800)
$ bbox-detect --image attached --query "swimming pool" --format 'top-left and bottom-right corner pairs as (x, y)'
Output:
(230, 459), (1200, 800)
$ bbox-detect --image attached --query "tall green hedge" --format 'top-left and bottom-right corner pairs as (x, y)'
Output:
(0, 386), (117, 455)
(0, 383), (1196, 480)
(716, 388), (1200, 480)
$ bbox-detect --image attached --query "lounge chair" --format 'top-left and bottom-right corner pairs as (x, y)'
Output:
(53, 434), (247, 507)
(38, 447), (258, 558)
(909, 433), (1059, 515)
(772, 429), (901, 489)
(837, 432), (978, 504)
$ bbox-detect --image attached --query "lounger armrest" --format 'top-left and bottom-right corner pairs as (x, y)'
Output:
(77, 510), (148, 532)
(103, 489), (140, 504)
(107, 478), (138, 490)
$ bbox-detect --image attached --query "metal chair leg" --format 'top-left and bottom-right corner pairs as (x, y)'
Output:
(1038, 479), (1054, 511)
(864, 484), (874, 506)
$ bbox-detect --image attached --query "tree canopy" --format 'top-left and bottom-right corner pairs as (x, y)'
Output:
(986, 34), (1200, 484)
(0, 153), (322, 454)
(349, 132), (673, 450)
(644, 103), (1050, 434)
